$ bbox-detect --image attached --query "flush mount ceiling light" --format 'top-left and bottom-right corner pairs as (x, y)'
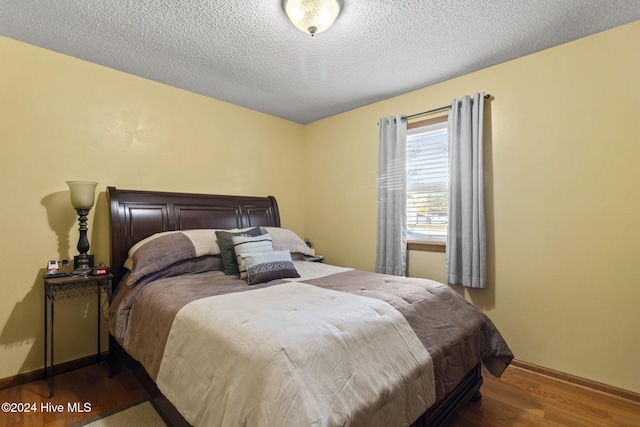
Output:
(283, 0), (341, 36)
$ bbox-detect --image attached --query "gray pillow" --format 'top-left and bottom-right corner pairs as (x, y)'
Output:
(135, 255), (223, 286)
(241, 250), (300, 285)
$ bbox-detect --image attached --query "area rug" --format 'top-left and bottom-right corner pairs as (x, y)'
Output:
(74, 401), (167, 427)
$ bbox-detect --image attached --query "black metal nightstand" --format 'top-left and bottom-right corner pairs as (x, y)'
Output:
(43, 274), (112, 397)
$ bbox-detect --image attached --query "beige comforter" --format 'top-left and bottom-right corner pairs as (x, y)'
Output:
(109, 262), (513, 427)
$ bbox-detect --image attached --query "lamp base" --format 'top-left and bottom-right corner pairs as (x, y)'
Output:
(71, 266), (92, 276)
(72, 255), (94, 276)
(73, 255), (94, 269)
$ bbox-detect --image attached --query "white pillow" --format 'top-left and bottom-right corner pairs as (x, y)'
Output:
(232, 233), (274, 279)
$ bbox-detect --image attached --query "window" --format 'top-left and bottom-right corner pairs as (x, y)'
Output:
(406, 116), (448, 248)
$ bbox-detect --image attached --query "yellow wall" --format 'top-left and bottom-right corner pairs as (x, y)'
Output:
(304, 21), (640, 393)
(0, 37), (304, 379)
(2, 20), (640, 395)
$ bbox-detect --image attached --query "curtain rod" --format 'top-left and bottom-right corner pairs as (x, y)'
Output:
(405, 93), (491, 121)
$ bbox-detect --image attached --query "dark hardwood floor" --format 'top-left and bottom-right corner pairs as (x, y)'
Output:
(1, 363), (638, 426)
(0, 363), (149, 427)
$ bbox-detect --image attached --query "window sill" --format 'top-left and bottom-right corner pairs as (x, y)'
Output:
(407, 241), (446, 253)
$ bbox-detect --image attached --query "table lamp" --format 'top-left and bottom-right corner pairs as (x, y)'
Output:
(66, 181), (97, 275)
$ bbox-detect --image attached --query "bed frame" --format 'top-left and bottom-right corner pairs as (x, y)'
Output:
(108, 187), (281, 287)
(107, 186), (482, 426)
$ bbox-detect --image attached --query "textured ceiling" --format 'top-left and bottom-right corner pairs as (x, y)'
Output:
(2, 1), (640, 123)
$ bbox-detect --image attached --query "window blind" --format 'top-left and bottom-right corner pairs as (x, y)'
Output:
(406, 121), (448, 242)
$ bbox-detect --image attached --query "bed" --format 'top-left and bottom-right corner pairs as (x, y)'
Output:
(106, 186), (513, 427)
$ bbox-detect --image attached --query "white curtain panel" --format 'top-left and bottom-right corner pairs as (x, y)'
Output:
(446, 92), (486, 288)
(376, 115), (407, 276)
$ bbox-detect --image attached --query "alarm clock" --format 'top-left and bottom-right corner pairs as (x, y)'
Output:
(91, 264), (110, 276)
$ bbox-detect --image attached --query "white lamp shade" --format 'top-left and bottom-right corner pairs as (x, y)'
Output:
(284, 0), (340, 35)
(66, 181), (98, 209)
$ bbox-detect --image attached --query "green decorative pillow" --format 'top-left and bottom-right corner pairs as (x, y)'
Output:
(215, 227), (262, 276)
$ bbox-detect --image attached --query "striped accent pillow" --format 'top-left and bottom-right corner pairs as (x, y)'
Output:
(215, 227), (263, 276)
(242, 250), (300, 285)
(232, 233), (274, 279)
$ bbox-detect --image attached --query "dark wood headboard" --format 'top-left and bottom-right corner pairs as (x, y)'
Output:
(107, 187), (281, 285)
